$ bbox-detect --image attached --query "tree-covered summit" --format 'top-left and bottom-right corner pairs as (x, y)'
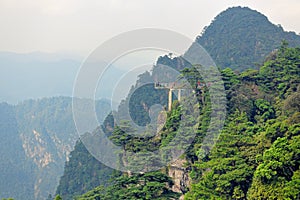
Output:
(196, 6), (300, 71)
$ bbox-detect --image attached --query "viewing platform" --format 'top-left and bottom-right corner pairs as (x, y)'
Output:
(154, 81), (210, 110)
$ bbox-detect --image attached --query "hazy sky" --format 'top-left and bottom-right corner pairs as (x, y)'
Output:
(1, 0), (300, 57)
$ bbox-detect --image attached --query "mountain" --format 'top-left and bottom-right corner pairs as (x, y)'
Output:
(0, 97), (111, 200)
(55, 7), (300, 200)
(55, 136), (117, 200)
(0, 52), (80, 104)
(195, 6), (300, 71)
(0, 52), (126, 104)
(184, 43), (300, 200)
(55, 60), (171, 199)
(75, 39), (300, 200)
(0, 103), (34, 200)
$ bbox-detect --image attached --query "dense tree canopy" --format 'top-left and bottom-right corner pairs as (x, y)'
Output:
(196, 7), (300, 71)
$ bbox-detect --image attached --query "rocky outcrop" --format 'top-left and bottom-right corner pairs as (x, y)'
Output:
(0, 97), (111, 200)
(168, 158), (191, 200)
(20, 129), (76, 200)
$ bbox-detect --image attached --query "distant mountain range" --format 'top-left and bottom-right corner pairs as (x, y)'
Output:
(0, 51), (127, 104)
(0, 52), (80, 104)
(0, 97), (111, 200)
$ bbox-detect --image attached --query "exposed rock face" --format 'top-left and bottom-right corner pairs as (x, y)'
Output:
(21, 130), (55, 168)
(168, 158), (191, 200)
(20, 129), (76, 199)
(0, 97), (111, 200)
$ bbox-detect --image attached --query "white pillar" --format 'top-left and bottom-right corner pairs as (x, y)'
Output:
(178, 89), (181, 102)
(168, 89), (173, 111)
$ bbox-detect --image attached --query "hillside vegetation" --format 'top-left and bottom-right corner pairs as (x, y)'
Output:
(0, 97), (111, 200)
(196, 7), (300, 71)
(55, 7), (300, 200)
(56, 43), (300, 200)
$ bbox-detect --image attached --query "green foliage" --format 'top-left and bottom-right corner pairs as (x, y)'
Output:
(77, 172), (180, 200)
(240, 69), (259, 82)
(110, 120), (135, 148)
(197, 7), (300, 71)
(57, 29), (300, 200)
(221, 68), (240, 90)
(283, 89), (300, 117)
(186, 111), (256, 199)
(56, 139), (115, 200)
(221, 68), (259, 117)
(283, 170), (300, 199)
(248, 134), (300, 199)
(255, 137), (299, 181)
(56, 55), (187, 199)
(258, 44), (300, 99)
(54, 195), (62, 200)
(186, 45), (300, 199)
(254, 99), (275, 122)
(160, 102), (182, 147)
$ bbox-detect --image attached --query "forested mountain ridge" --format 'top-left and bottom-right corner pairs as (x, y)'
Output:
(55, 7), (300, 200)
(55, 132), (116, 200)
(0, 97), (111, 200)
(70, 42), (300, 200)
(196, 6), (300, 71)
(185, 42), (300, 200)
(0, 103), (33, 199)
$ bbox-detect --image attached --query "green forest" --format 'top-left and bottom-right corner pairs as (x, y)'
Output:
(54, 42), (300, 200)
(52, 7), (300, 200)
(196, 7), (300, 71)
